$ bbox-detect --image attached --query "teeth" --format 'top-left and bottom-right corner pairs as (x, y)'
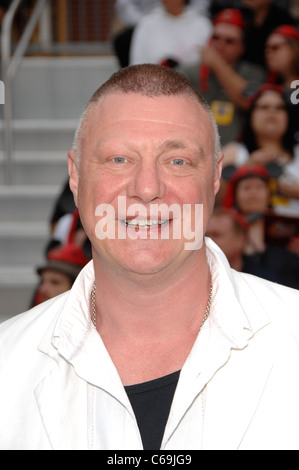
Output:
(125, 219), (167, 227)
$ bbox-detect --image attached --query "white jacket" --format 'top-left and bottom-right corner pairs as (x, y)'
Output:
(1, 238), (299, 450)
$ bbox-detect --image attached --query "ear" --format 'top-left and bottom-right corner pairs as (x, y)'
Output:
(68, 150), (79, 208)
(214, 152), (223, 196)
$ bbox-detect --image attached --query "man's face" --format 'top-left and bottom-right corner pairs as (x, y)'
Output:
(39, 270), (72, 303)
(211, 24), (244, 65)
(69, 93), (222, 277)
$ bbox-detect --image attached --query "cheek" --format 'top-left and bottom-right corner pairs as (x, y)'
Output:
(280, 115), (289, 133)
(251, 114), (259, 133)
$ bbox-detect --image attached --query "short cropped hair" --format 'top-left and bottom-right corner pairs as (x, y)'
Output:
(72, 64), (221, 167)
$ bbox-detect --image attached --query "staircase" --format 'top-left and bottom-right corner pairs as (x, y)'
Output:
(0, 55), (118, 322)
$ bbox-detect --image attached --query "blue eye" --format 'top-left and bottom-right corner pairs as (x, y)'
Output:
(113, 157), (127, 163)
(172, 159), (185, 166)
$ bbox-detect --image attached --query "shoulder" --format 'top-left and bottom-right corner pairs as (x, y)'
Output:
(233, 270), (299, 322)
(134, 6), (163, 28)
(0, 292), (68, 355)
(184, 7), (212, 25)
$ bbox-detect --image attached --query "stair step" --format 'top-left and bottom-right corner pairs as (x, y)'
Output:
(0, 119), (77, 151)
(0, 265), (38, 321)
(0, 185), (63, 222)
(0, 283), (37, 322)
(0, 221), (49, 267)
(0, 151), (68, 185)
(0, 265), (38, 285)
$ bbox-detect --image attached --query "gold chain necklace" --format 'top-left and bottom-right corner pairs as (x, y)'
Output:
(91, 282), (213, 330)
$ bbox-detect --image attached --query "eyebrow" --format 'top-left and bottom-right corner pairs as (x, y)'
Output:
(159, 139), (205, 159)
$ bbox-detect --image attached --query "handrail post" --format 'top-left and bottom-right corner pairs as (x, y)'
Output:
(1, 0), (21, 185)
(1, 0), (49, 185)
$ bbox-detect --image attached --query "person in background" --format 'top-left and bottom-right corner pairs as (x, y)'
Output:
(113, 0), (212, 67)
(222, 83), (299, 216)
(206, 207), (249, 271)
(206, 206), (280, 281)
(179, 8), (266, 145)
(113, 0), (160, 67)
(222, 164), (272, 255)
(222, 164), (299, 288)
(34, 243), (90, 305)
(240, 0), (295, 68)
(266, 24), (299, 88)
(265, 24), (299, 141)
(129, 0), (212, 67)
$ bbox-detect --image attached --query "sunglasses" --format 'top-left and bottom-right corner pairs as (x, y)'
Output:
(265, 42), (288, 52)
(212, 35), (239, 45)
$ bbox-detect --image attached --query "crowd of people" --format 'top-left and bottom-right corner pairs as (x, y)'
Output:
(32, 0), (299, 306)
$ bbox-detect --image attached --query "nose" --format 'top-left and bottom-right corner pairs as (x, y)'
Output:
(127, 160), (166, 203)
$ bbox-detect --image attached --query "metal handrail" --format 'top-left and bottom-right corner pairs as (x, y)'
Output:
(1, 0), (49, 184)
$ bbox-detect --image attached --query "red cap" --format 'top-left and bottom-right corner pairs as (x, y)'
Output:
(213, 8), (245, 30)
(222, 164), (270, 209)
(250, 82), (284, 101)
(48, 243), (90, 267)
(271, 24), (299, 42)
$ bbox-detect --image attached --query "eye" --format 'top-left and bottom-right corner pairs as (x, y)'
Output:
(112, 156), (127, 164)
(172, 158), (185, 166)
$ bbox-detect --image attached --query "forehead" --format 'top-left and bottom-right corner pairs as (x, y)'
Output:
(214, 23), (243, 40)
(255, 90), (283, 103)
(84, 92), (213, 145)
(236, 176), (268, 188)
(267, 33), (287, 45)
(90, 92), (206, 120)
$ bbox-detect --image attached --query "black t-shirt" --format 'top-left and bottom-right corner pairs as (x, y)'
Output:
(125, 370), (180, 450)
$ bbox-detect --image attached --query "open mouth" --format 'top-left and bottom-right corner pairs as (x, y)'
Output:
(123, 218), (170, 229)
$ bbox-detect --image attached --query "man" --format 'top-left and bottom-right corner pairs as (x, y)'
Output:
(240, 0), (295, 68)
(33, 242), (90, 305)
(206, 207), (280, 283)
(179, 8), (265, 144)
(1, 64), (299, 450)
(113, 0), (210, 67)
(206, 207), (249, 272)
(129, 0), (212, 67)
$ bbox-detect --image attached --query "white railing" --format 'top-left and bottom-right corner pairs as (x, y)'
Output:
(1, 0), (49, 184)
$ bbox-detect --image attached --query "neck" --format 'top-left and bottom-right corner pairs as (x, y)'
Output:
(92, 247), (211, 341)
(165, 5), (184, 17)
(281, 71), (297, 88)
(256, 138), (285, 152)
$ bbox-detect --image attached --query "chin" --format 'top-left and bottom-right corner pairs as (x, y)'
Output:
(111, 240), (186, 276)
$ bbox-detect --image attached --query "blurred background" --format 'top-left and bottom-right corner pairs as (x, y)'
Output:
(0, 0), (119, 321)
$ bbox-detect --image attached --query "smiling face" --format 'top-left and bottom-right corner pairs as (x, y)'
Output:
(69, 92), (222, 277)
